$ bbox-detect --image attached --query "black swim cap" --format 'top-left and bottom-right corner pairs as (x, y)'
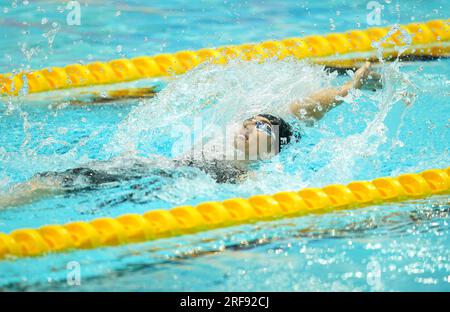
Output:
(256, 113), (297, 152)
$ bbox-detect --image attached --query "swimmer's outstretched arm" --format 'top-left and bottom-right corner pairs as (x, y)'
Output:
(0, 177), (64, 209)
(289, 62), (380, 121)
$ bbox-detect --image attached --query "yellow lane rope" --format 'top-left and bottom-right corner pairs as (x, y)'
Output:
(0, 167), (448, 260)
(1, 19), (449, 96)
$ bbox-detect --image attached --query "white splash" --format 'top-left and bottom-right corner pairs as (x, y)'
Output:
(106, 58), (335, 157)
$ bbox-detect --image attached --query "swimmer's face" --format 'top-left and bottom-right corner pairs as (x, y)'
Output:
(234, 115), (276, 159)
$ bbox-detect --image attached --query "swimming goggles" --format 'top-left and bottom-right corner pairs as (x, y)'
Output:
(254, 120), (276, 140)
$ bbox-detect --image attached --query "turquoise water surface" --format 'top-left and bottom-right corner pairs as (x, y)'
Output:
(0, 0), (449, 291)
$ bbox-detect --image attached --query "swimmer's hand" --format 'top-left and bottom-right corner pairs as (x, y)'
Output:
(354, 62), (383, 91)
(353, 62), (371, 89)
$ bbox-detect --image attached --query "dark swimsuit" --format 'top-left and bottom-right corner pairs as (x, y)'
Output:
(180, 157), (248, 184)
(36, 157), (248, 192)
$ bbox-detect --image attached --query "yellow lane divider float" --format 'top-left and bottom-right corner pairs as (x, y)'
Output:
(0, 167), (449, 260)
(1, 19), (449, 96)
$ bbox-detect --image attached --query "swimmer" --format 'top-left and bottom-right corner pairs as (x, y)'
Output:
(0, 62), (380, 209)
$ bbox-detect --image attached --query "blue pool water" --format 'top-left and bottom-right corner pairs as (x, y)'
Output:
(0, 0), (449, 291)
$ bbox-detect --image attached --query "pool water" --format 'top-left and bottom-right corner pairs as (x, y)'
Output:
(0, 0), (449, 291)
